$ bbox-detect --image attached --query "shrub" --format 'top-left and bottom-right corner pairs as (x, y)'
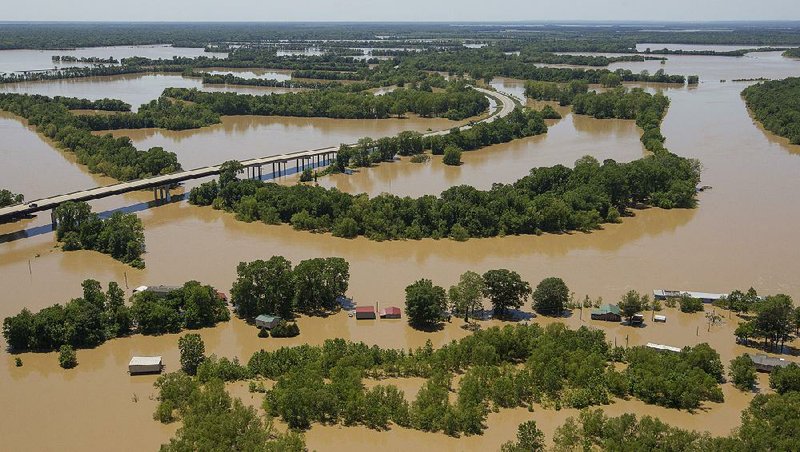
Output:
(299, 168), (313, 182)
(271, 320), (300, 338)
(678, 295), (704, 313)
(58, 345), (77, 369)
(442, 145), (462, 166)
(770, 363), (800, 394)
(410, 154), (430, 163)
(258, 328), (269, 338)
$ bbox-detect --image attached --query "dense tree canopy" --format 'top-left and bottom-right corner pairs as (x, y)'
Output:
(405, 279), (448, 328)
(0, 189), (24, 208)
(230, 256), (349, 319)
(742, 77), (800, 145)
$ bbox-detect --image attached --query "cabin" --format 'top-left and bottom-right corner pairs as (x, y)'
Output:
(591, 304), (621, 322)
(652, 289), (726, 303)
(128, 356), (163, 375)
(355, 306), (376, 320)
(653, 314), (667, 323)
(255, 315), (281, 330)
(646, 342), (682, 353)
(133, 285), (181, 296)
(750, 354), (792, 373)
(380, 307), (402, 319)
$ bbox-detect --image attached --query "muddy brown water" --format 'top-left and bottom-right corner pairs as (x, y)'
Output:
(1, 50), (800, 451)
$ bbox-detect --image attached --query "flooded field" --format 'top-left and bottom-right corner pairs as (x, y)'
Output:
(1, 46), (800, 451)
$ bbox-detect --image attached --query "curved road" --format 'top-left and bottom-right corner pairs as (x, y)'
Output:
(0, 87), (517, 223)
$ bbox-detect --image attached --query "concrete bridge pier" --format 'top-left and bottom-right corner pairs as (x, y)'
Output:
(153, 185), (171, 202)
(50, 209), (58, 228)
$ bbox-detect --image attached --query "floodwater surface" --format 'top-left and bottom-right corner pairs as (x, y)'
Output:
(1, 49), (800, 451)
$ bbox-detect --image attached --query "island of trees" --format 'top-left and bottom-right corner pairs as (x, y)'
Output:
(53, 201), (147, 267)
(2, 279), (229, 352)
(741, 77), (800, 145)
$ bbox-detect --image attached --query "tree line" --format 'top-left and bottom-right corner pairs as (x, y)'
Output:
(52, 55), (119, 64)
(2, 279), (229, 352)
(741, 77), (800, 145)
(189, 143), (698, 242)
(230, 256), (350, 319)
(53, 201), (146, 267)
(0, 93), (181, 181)
(162, 80), (488, 120)
(328, 108), (547, 172)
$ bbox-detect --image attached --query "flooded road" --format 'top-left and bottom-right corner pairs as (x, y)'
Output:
(1, 48), (800, 451)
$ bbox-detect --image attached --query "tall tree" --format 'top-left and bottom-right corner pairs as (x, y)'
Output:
(617, 290), (644, 324)
(231, 257), (295, 318)
(532, 277), (569, 316)
(178, 333), (206, 376)
(482, 269), (532, 317)
(448, 271), (485, 323)
(405, 279), (447, 329)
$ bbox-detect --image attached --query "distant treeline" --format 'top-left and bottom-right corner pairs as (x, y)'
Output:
(163, 81), (489, 120)
(2, 279), (229, 352)
(52, 55), (119, 64)
(0, 93), (181, 181)
(742, 77), (800, 145)
(2, 22), (799, 50)
(400, 48), (687, 84)
(641, 46), (789, 57)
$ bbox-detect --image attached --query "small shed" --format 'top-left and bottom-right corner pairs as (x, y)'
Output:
(380, 307), (402, 319)
(129, 356), (163, 375)
(133, 285), (181, 296)
(591, 304), (621, 322)
(653, 314), (667, 323)
(216, 291), (228, 302)
(255, 315), (281, 329)
(750, 354), (792, 373)
(630, 313), (645, 326)
(355, 306), (376, 320)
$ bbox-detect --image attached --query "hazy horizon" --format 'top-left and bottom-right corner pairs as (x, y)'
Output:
(3, 0), (800, 23)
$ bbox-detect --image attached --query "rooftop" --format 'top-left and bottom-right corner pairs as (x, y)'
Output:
(592, 304), (621, 315)
(355, 306), (375, 312)
(129, 356), (162, 366)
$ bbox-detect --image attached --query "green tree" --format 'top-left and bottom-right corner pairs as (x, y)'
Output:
(231, 257), (295, 319)
(753, 294), (794, 351)
(769, 363), (800, 394)
(448, 271), (485, 323)
(617, 290), (645, 324)
(729, 354), (757, 391)
(58, 344), (77, 369)
(532, 277), (569, 316)
(405, 279), (447, 329)
(501, 420), (545, 452)
(178, 333), (206, 376)
(482, 269), (532, 318)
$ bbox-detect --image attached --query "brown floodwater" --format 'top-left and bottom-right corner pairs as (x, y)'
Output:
(2, 50), (800, 451)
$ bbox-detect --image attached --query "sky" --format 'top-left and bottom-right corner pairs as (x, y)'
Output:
(4, 0), (800, 22)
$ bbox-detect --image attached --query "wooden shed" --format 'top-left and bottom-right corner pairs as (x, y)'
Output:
(129, 356), (163, 375)
(355, 306), (376, 320)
